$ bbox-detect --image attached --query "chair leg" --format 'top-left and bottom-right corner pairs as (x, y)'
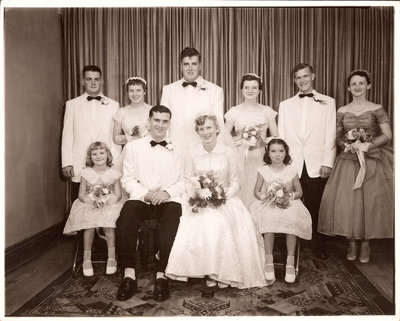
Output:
(295, 239), (300, 277)
(72, 234), (82, 277)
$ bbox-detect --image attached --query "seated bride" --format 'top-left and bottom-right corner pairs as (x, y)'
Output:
(165, 114), (268, 297)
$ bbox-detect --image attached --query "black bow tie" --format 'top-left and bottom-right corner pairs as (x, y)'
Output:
(182, 81), (197, 88)
(299, 93), (314, 98)
(150, 140), (168, 147)
(87, 95), (102, 101)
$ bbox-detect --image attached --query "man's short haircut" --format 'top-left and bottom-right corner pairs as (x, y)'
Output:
(180, 47), (201, 63)
(149, 105), (172, 119)
(292, 63), (314, 77)
(83, 65), (102, 77)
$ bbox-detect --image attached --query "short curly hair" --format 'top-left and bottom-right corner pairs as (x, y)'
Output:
(194, 114), (220, 136)
(347, 70), (371, 86)
(85, 141), (113, 167)
(240, 73), (263, 90)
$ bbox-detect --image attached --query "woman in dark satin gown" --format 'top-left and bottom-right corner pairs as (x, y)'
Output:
(318, 70), (393, 264)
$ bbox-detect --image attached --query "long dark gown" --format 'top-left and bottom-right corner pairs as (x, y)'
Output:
(318, 107), (393, 239)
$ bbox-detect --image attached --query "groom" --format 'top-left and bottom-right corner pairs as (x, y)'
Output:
(116, 105), (184, 302)
(278, 63), (336, 257)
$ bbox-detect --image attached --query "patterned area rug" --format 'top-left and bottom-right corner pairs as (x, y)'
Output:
(13, 255), (393, 316)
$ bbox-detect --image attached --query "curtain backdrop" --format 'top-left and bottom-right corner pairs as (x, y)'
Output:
(61, 6), (394, 124)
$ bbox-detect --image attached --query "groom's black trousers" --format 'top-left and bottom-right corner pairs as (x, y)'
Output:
(116, 200), (181, 272)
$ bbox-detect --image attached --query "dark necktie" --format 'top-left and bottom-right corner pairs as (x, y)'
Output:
(182, 81), (197, 88)
(87, 95), (102, 101)
(299, 93), (314, 98)
(150, 140), (168, 147)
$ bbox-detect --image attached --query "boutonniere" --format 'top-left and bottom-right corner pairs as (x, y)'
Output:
(199, 82), (207, 91)
(165, 142), (174, 151)
(313, 96), (327, 104)
(101, 97), (109, 105)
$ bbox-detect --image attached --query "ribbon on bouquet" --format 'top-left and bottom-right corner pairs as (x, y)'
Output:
(353, 150), (366, 189)
(345, 141), (370, 189)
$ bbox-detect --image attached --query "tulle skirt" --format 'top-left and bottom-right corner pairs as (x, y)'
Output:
(166, 197), (267, 289)
(318, 146), (394, 239)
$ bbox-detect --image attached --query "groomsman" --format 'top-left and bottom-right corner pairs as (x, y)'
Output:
(61, 65), (121, 201)
(278, 63), (336, 257)
(116, 105), (184, 302)
(160, 47), (226, 149)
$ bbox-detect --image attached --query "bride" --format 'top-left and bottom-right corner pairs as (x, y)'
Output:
(165, 114), (267, 296)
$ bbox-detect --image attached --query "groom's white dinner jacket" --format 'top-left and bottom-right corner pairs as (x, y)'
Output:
(160, 76), (225, 148)
(122, 135), (185, 204)
(278, 90), (336, 178)
(61, 93), (121, 182)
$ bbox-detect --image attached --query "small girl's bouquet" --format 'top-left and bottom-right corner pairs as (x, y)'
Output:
(263, 181), (291, 209)
(188, 171), (226, 213)
(88, 184), (112, 209)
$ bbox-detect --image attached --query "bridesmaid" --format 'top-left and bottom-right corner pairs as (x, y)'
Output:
(318, 70), (393, 263)
(113, 77), (152, 172)
(224, 73), (278, 209)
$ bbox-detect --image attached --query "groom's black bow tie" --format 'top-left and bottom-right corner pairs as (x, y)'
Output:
(182, 81), (197, 88)
(87, 95), (102, 101)
(150, 140), (168, 147)
(299, 93), (314, 98)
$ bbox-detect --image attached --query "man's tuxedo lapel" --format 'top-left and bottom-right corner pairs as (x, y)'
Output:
(303, 98), (321, 142)
(288, 100), (304, 142)
(79, 96), (98, 140)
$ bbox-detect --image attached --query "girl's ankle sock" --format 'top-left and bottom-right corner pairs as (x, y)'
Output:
(83, 250), (92, 262)
(108, 247), (116, 260)
(286, 255), (295, 266)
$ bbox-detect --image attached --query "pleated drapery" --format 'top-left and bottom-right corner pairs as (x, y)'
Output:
(61, 7), (393, 122)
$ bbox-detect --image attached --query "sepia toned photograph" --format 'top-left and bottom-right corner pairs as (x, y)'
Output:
(1, 1), (396, 319)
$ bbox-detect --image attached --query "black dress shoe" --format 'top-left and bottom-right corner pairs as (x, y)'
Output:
(201, 285), (217, 298)
(153, 278), (169, 301)
(117, 277), (137, 301)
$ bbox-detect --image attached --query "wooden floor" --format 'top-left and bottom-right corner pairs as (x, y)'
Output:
(4, 236), (395, 316)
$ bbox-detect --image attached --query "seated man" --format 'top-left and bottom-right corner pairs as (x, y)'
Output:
(116, 105), (184, 302)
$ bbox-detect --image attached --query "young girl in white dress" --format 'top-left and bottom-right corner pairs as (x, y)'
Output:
(250, 138), (312, 284)
(63, 141), (123, 277)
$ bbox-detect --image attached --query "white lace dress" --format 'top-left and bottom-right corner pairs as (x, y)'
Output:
(165, 143), (267, 289)
(63, 167), (123, 235)
(250, 165), (312, 240)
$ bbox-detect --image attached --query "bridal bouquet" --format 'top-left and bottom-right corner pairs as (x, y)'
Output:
(263, 181), (291, 209)
(188, 171), (226, 213)
(87, 184), (112, 209)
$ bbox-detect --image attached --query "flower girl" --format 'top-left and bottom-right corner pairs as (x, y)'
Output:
(64, 141), (122, 277)
(250, 138), (312, 283)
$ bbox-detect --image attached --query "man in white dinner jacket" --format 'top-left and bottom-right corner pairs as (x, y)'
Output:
(116, 105), (184, 302)
(61, 65), (121, 201)
(278, 63), (336, 258)
(160, 47), (226, 149)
